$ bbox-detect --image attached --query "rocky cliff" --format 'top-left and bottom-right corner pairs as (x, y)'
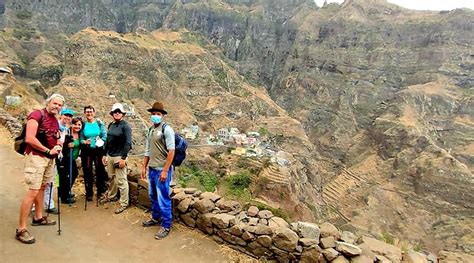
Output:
(0, 0), (473, 257)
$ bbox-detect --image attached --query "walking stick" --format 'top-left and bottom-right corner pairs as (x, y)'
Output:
(47, 182), (53, 217)
(69, 148), (73, 207)
(57, 181), (61, 235)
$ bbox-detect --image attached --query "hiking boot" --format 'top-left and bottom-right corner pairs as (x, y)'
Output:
(86, 196), (93, 202)
(99, 196), (118, 205)
(32, 216), (56, 226)
(154, 227), (170, 240)
(114, 205), (128, 214)
(142, 218), (161, 227)
(16, 229), (35, 244)
(45, 207), (59, 214)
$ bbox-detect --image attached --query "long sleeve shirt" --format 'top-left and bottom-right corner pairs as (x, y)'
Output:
(105, 120), (132, 159)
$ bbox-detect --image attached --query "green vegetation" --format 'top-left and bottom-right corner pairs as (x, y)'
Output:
(381, 231), (395, 245)
(12, 28), (37, 41)
(16, 10), (32, 20)
(254, 202), (290, 222)
(176, 165), (219, 192)
(223, 171), (252, 201)
(259, 127), (269, 136)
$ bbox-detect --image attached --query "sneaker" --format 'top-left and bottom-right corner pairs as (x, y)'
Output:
(45, 207), (59, 214)
(114, 205), (128, 214)
(154, 227), (170, 240)
(142, 218), (161, 227)
(31, 216), (56, 226)
(63, 197), (76, 204)
(99, 196), (118, 205)
(15, 229), (35, 244)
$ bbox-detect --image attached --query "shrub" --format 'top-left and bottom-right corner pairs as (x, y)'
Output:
(228, 172), (251, 190)
(16, 10), (32, 20)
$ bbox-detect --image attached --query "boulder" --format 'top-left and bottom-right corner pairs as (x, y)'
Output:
(257, 235), (273, 248)
(229, 224), (244, 236)
(259, 218), (268, 225)
(320, 236), (336, 248)
(247, 205), (259, 217)
(247, 241), (272, 258)
(216, 199), (241, 213)
(320, 222), (341, 239)
(332, 256), (350, 263)
(235, 211), (249, 223)
(300, 245), (326, 263)
(299, 238), (319, 247)
(177, 197), (193, 213)
(341, 231), (357, 244)
(403, 250), (428, 263)
(193, 198), (215, 214)
(217, 230), (246, 246)
(211, 214), (236, 229)
(255, 224), (273, 235)
(184, 188), (198, 194)
(171, 191), (187, 202)
(360, 236), (402, 262)
(272, 246), (297, 263)
(296, 221), (321, 239)
(272, 227), (299, 252)
(242, 231), (255, 241)
(322, 248), (339, 261)
(195, 213), (214, 235)
(258, 210), (273, 219)
(335, 241), (362, 257)
(268, 217), (289, 229)
(200, 192), (221, 202)
(180, 213), (195, 228)
(249, 217), (259, 226)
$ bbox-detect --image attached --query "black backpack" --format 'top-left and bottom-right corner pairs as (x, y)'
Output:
(14, 109), (45, 155)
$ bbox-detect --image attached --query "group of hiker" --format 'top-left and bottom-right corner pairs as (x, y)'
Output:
(16, 94), (176, 244)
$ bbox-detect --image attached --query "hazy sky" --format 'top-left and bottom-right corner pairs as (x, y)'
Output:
(314, 0), (474, 11)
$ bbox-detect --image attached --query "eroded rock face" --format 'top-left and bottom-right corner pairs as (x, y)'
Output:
(1, 0), (473, 254)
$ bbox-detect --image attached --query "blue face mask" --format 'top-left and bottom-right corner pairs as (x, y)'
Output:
(151, 115), (162, 124)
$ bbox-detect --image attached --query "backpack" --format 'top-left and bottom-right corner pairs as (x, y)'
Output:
(149, 123), (187, 166)
(14, 109), (45, 155)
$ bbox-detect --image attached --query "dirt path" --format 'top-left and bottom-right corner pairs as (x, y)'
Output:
(0, 131), (249, 262)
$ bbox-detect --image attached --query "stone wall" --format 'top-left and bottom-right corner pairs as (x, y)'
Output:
(130, 178), (430, 263)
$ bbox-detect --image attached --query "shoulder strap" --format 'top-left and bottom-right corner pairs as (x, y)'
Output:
(161, 123), (168, 151)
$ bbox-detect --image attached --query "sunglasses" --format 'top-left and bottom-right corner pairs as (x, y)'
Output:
(85, 111), (94, 113)
(112, 110), (124, 114)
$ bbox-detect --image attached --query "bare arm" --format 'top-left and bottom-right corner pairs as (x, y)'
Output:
(25, 119), (49, 153)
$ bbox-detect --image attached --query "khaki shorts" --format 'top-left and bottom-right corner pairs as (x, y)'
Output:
(24, 153), (55, 190)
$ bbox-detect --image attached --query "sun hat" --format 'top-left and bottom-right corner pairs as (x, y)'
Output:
(147, 101), (167, 115)
(110, 103), (126, 115)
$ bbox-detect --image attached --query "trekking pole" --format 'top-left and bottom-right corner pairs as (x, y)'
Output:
(47, 182), (53, 217)
(69, 148), (73, 207)
(57, 182), (61, 236)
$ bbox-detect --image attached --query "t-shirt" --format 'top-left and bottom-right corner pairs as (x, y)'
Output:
(25, 108), (60, 158)
(144, 123), (175, 169)
(80, 120), (107, 148)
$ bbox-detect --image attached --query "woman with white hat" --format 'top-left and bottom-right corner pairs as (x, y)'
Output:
(101, 103), (132, 214)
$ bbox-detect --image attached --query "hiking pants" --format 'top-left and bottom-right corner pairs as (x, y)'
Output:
(57, 156), (78, 202)
(106, 155), (129, 207)
(148, 167), (173, 229)
(81, 147), (107, 198)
